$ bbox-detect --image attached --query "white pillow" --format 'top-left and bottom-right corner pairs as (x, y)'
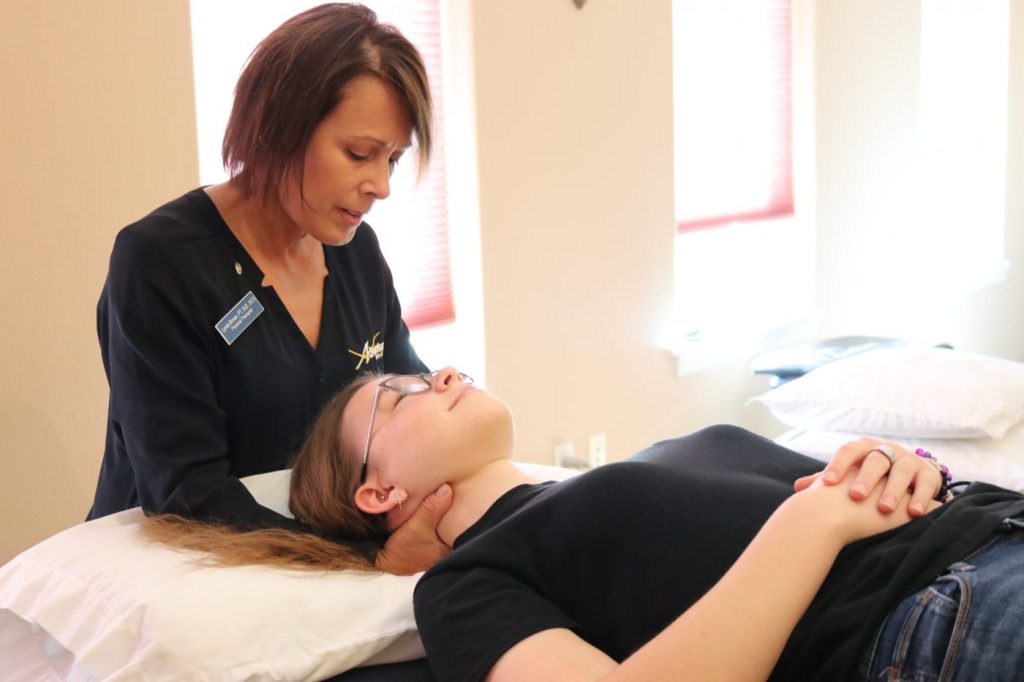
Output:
(0, 463), (576, 681)
(775, 421), (1024, 493)
(0, 474), (422, 681)
(755, 347), (1024, 439)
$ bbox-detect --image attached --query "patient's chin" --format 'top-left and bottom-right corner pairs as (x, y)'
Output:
(477, 398), (515, 448)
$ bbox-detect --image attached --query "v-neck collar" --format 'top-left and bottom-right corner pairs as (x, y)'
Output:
(189, 187), (266, 287)
(189, 187), (332, 357)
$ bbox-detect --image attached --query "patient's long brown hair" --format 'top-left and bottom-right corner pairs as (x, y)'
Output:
(144, 375), (387, 571)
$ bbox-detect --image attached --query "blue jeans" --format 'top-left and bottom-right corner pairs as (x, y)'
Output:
(859, 521), (1024, 681)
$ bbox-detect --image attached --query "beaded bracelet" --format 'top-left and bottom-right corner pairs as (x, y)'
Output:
(915, 448), (953, 502)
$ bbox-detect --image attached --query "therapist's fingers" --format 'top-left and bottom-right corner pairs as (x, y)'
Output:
(413, 483), (454, 532)
(375, 484), (453, 575)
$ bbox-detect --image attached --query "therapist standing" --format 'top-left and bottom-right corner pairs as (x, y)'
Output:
(88, 3), (450, 574)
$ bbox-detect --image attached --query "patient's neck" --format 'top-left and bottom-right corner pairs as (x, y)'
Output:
(437, 461), (540, 547)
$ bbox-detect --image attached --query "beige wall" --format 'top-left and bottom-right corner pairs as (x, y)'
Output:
(3, 0), (1023, 564)
(0, 2), (198, 563)
(471, 0), (777, 467)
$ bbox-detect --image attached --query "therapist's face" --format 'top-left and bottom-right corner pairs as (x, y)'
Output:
(278, 74), (412, 246)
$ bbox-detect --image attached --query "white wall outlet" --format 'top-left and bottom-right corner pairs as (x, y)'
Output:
(588, 433), (607, 468)
(553, 441), (575, 468)
(555, 441), (591, 470)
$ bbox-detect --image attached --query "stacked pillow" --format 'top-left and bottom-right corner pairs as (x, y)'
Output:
(755, 346), (1024, 491)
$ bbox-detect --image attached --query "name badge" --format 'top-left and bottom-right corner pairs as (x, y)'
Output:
(215, 291), (265, 345)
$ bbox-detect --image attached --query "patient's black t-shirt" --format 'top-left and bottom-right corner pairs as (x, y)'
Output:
(413, 425), (1024, 682)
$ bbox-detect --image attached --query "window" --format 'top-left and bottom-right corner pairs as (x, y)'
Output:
(669, 0), (816, 372)
(838, 0), (1011, 340)
(916, 0), (1009, 291)
(189, 0), (454, 329)
(673, 0), (793, 232)
(668, 0), (1011, 371)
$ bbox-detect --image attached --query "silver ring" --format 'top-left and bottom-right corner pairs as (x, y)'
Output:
(869, 444), (897, 468)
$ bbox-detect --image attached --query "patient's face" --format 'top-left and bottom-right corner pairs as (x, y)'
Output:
(339, 368), (515, 503)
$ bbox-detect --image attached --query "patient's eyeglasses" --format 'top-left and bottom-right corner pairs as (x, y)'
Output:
(359, 371), (474, 483)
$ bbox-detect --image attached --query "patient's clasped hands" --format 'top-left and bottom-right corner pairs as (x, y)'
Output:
(793, 437), (946, 520)
(797, 466), (937, 547)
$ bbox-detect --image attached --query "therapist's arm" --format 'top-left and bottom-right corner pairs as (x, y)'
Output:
(101, 228), (297, 530)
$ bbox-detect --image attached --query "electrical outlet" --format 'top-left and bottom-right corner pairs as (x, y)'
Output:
(588, 433), (607, 468)
(555, 441), (591, 470)
(553, 441), (575, 468)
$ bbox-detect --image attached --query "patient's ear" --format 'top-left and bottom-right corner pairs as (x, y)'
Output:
(354, 482), (402, 515)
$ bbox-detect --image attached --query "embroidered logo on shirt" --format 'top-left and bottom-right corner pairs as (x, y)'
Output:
(348, 331), (385, 369)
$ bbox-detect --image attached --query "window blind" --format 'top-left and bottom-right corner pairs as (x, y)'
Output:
(363, 0), (454, 328)
(673, 0), (793, 232)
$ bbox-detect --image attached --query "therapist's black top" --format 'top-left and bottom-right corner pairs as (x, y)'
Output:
(414, 425), (1024, 682)
(88, 188), (426, 528)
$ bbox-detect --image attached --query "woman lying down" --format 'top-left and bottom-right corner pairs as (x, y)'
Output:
(148, 368), (1024, 681)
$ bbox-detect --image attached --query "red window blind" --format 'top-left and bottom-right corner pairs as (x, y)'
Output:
(673, 0), (793, 232)
(358, 1), (454, 328)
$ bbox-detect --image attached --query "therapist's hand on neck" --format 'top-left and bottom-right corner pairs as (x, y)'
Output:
(375, 483), (453, 575)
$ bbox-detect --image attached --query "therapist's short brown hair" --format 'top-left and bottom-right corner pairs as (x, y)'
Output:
(222, 3), (433, 202)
